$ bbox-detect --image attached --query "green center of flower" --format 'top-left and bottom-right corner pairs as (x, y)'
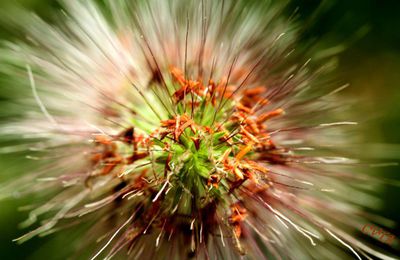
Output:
(89, 66), (284, 245)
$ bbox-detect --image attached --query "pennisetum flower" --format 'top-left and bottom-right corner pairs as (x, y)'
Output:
(0, 0), (396, 259)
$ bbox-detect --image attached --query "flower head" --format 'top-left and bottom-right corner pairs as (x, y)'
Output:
(0, 0), (395, 259)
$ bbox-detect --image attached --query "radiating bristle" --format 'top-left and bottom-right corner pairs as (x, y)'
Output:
(0, 0), (396, 259)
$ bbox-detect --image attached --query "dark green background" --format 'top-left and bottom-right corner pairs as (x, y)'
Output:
(0, 0), (399, 259)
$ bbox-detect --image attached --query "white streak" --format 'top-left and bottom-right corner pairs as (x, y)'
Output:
(219, 225), (225, 247)
(90, 214), (134, 260)
(327, 83), (350, 96)
(325, 228), (362, 260)
(262, 200), (318, 246)
(190, 218), (195, 230)
(318, 122), (357, 128)
(27, 64), (57, 125)
(152, 180), (169, 202)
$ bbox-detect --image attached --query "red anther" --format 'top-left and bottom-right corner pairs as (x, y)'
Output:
(235, 142), (253, 161)
(170, 66), (186, 87)
(240, 126), (259, 143)
(172, 85), (189, 103)
(204, 126), (213, 134)
(100, 156), (123, 175)
(244, 118), (260, 134)
(257, 108), (284, 123)
(161, 119), (176, 128)
(94, 135), (113, 145)
(179, 118), (195, 136)
(236, 103), (252, 114)
(243, 86), (267, 97)
(90, 153), (103, 165)
(229, 203), (248, 238)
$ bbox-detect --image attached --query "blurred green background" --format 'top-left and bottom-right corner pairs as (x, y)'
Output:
(0, 0), (399, 259)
